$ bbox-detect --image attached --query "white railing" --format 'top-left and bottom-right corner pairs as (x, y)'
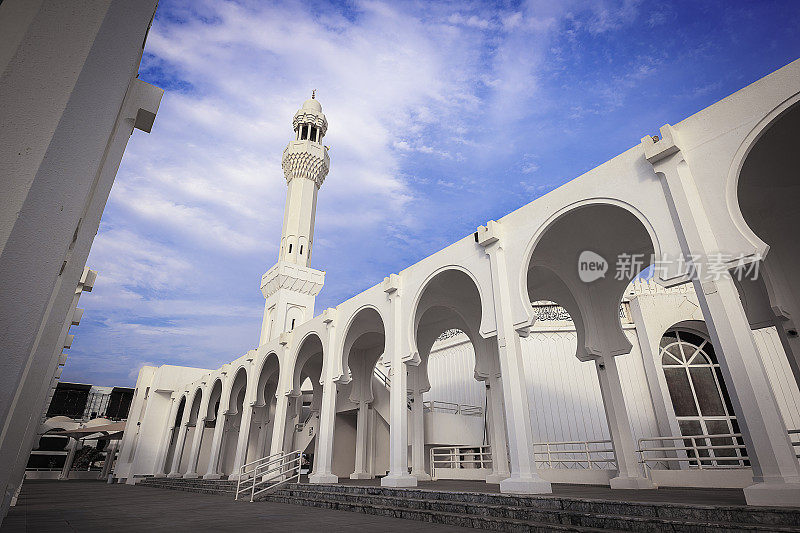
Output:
(423, 400), (483, 417)
(637, 433), (749, 474)
(430, 445), (492, 480)
(790, 429), (800, 459)
(533, 440), (616, 470)
(235, 449), (302, 502)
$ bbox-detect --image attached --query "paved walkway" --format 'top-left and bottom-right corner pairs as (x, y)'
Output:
(336, 478), (748, 506)
(2, 480), (479, 532)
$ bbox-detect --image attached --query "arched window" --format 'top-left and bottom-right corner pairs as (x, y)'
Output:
(660, 329), (746, 466)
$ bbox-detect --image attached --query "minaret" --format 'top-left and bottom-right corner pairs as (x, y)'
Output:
(259, 93), (329, 344)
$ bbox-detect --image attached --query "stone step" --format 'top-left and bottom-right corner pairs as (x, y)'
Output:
(264, 492), (607, 533)
(284, 483), (800, 528)
(270, 486), (800, 533)
(134, 478), (800, 532)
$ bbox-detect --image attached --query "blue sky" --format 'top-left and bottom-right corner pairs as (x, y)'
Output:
(64, 0), (800, 387)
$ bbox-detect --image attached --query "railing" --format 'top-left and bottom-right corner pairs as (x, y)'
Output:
(235, 450), (302, 502)
(430, 445), (492, 480)
(423, 400), (483, 417)
(637, 433), (749, 474)
(373, 366), (413, 410)
(374, 366), (390, 387)
(790, 429), (800, 459)
(533, 440), (616, 470)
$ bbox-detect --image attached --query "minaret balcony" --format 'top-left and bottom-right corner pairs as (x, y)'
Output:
(261, 261), (325, 299)
(281, 140), (330, 188)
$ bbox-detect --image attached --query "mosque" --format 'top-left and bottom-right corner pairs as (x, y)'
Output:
(113, 61), (800, 509)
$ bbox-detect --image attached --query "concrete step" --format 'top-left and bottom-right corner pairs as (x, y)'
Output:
(137, 477), (237, 494)
(134, 477), (800, 532)
(280, 483), (800, 529)
(265, 491), (605, 532)
(269, 486), (800, 533)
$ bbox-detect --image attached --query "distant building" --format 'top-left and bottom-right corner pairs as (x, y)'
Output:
(27, 383), (134, 478)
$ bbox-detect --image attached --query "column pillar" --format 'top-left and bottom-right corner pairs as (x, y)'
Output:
(642, 128), (800, 506)
(268, 393), (290, 457)
(310, 309), (339, 484)
(256, 417), (269, 459)
(381, 274), (417, 487)
(695, 276), (800, 504)
(485, 371), (511, 484)
(167, 401), (192, 478)
(478, 221), (551, 494)
(351, 400), (372, 479)
(58, 438), (81, 480)
(410, 387), (430, 480)
(594, 355), (654, 488)
(153, 396), (180, 478)
(229, 381), (257, 480)
(99, 440), (119, 480)
(183, 417), (206, 479)
(202, 413), (227, 479)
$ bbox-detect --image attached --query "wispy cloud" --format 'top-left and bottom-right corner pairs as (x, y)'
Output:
(65, 0), (800, 386)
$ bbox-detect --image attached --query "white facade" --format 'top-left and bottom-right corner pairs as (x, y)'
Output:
(118, 59), (800, 506)
(0, 1), (162, 525)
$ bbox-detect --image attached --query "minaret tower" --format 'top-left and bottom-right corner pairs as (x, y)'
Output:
(259, 93), (329, 344)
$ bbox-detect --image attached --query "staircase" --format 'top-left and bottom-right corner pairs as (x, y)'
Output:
(265, 484), (800, 532)
(136, 479), (800, 532)
(293, 411), (319, 453)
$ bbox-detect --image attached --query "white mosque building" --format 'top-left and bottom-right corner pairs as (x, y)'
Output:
(114, 60), (800, 508)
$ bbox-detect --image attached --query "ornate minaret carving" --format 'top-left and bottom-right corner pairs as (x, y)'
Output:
(259, 93), (329, 344)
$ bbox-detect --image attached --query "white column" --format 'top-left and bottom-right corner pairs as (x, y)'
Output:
(182, 417), (206, 479)
(381, 275), (417, 487)
(309, 311), (339, 484)
(695, 276), (800, 505)
(479, 222), (551, 494)
(58, 438), (81, 480)
(229, 384), (256, 480)
(485, 372), (511, 484)
(153, 397), (180, 478)
(268, 393), (290, 457)
(410, 387), (429, 480)
(99, 440), (119, 480)
(256, 417), (269, 459)
(203, 402), (228, 480)
(643, 129), (800, 506)
(350, 400), (372, 479)
(167, 402), (192, 478)
(594, 355), (654, 488)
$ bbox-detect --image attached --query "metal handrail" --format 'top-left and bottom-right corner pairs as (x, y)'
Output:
(533, 440), (616, 470)
(637, 433), (749, 475)
(235, 449), (302, 502)
(422, 400), (483, 416)
(430, 445), (492, 479)
(789, 429), (800, 459)
(372, 366), (412, 410)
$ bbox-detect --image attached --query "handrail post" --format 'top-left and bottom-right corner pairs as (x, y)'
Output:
(585, 442), (592, 469)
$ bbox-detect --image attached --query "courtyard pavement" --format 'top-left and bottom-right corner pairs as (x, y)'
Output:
(2, 480), (480, 532)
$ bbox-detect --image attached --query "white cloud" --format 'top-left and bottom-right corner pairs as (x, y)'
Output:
(74, 0), (656, 386)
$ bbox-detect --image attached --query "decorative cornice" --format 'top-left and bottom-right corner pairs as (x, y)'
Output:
(261, 261), (326, 299)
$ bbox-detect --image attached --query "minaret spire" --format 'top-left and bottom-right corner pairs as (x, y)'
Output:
(258, 94), (330, 344)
